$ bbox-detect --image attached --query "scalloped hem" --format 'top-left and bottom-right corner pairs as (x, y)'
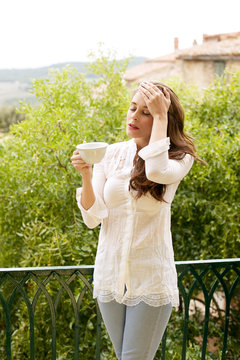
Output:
(93, 289), (179, 308)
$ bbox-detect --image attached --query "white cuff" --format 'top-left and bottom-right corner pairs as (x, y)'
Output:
(76, 188), (108, 219)
(138, 138), (170, 160)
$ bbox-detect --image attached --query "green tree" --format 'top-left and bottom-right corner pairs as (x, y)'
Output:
(0, 105), (25, 132)
(170, 73), (240, 261)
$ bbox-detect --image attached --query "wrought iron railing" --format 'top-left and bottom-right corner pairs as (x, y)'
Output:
(0, 259), (239, 360)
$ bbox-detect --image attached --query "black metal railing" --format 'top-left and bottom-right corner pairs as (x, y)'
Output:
(0, 259), (239, 360)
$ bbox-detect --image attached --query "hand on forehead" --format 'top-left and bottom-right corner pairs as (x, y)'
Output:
(139, 81), (161, 89)
(138, 81), (170, 99)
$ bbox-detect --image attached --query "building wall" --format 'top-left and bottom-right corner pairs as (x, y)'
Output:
(181, 60), (214, 88)
(181, 59), (240, 88)
(226, 60), (240, 74)
(125, 59), (240, 89)
(126, 61), (182, 86)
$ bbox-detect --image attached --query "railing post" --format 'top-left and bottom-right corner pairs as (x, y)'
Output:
(95, 300), (102, 360)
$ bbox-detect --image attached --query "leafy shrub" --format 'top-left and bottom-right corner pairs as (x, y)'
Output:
(170, 73), (240, 261)
(0, 105), (25, 132)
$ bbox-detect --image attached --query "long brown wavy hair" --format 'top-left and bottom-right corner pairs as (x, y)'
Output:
(129, 81), (203, 201)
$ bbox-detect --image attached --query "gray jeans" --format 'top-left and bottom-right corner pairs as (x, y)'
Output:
(97, 299), (172, 360)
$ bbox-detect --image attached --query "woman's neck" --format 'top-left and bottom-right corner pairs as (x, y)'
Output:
(134, 138), (149, 151)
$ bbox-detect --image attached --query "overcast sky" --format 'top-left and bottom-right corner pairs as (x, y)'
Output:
(0, 0), (239, 69)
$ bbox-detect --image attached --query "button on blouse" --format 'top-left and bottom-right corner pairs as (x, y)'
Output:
(76, 137), (194, 308)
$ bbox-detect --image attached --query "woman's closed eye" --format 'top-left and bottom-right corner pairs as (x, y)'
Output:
(129, 108), (151, 116)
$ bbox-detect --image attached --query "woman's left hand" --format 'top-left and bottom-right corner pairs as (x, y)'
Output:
(139, 81), (171, 120)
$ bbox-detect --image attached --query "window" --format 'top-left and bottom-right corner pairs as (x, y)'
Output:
(214, 61), (226, 76)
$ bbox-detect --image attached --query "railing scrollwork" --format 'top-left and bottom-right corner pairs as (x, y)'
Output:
(0, 260), (239, 359)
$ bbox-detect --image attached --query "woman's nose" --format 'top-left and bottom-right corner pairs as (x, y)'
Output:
(131, 110), (139, 120)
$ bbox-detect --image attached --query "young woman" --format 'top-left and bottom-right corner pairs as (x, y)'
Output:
(71, 81), (199, 360)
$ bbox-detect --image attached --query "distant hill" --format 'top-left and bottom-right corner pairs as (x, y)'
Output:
(0, 57), (147, 84)
(0, 57), (147, 106)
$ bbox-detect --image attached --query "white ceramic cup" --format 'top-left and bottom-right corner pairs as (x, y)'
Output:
(76, 142), (108, 164)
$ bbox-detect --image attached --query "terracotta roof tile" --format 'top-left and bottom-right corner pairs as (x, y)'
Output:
(145, 51), (180, 63)
(124, 62), (170, 82)
(177, 38), (240, 59)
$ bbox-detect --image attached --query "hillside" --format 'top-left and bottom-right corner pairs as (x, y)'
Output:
(0, 57), (147, 106)
(0, 62), (92, 84)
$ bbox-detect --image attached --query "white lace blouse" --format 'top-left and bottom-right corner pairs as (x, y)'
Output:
(76, 137), (194, 308)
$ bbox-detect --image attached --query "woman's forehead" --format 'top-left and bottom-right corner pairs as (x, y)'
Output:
(131, 91), (147, 107)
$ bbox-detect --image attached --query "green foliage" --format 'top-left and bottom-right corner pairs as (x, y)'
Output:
(0, 105), (25, 132)
(0, 50), (239, 359)
(171, 73), (240, 261)
(0, 53), (130, 268)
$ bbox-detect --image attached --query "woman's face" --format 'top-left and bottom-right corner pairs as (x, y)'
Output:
(126, 91), (153, 148)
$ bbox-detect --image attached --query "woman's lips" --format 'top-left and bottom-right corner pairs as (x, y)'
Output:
(128, 123), (139, 130)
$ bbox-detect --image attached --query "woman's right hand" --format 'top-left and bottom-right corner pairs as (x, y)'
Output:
(71, 150), (92, 177)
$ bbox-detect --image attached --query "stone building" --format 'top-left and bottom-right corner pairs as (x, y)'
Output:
(124, 32), (240, 88)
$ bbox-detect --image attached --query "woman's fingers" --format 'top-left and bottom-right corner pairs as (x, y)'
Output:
(139, 84), (163, 105)
(140, 82), (171, 103)
(138, 87), (150, 101)
(72, 162), (90, 170)
(140, 82), (163, 97)
(71, 153), (81, 161)
(162, 87), (170, 99)
(71, 153), (89, 167)
(140, 82), (154, 96)
(71, 149), (92, 176)
(138, 82), (171, 117)
(71, 157), (91, 172)
(71, 157), (87, 165)
(139, 83), (155, 99)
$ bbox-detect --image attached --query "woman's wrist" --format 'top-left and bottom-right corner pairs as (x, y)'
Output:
(81, 171), (92, 182)
(149, 117), (168, 143)
(81, 176), (95, 210)
(153, 114), (168, 123)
